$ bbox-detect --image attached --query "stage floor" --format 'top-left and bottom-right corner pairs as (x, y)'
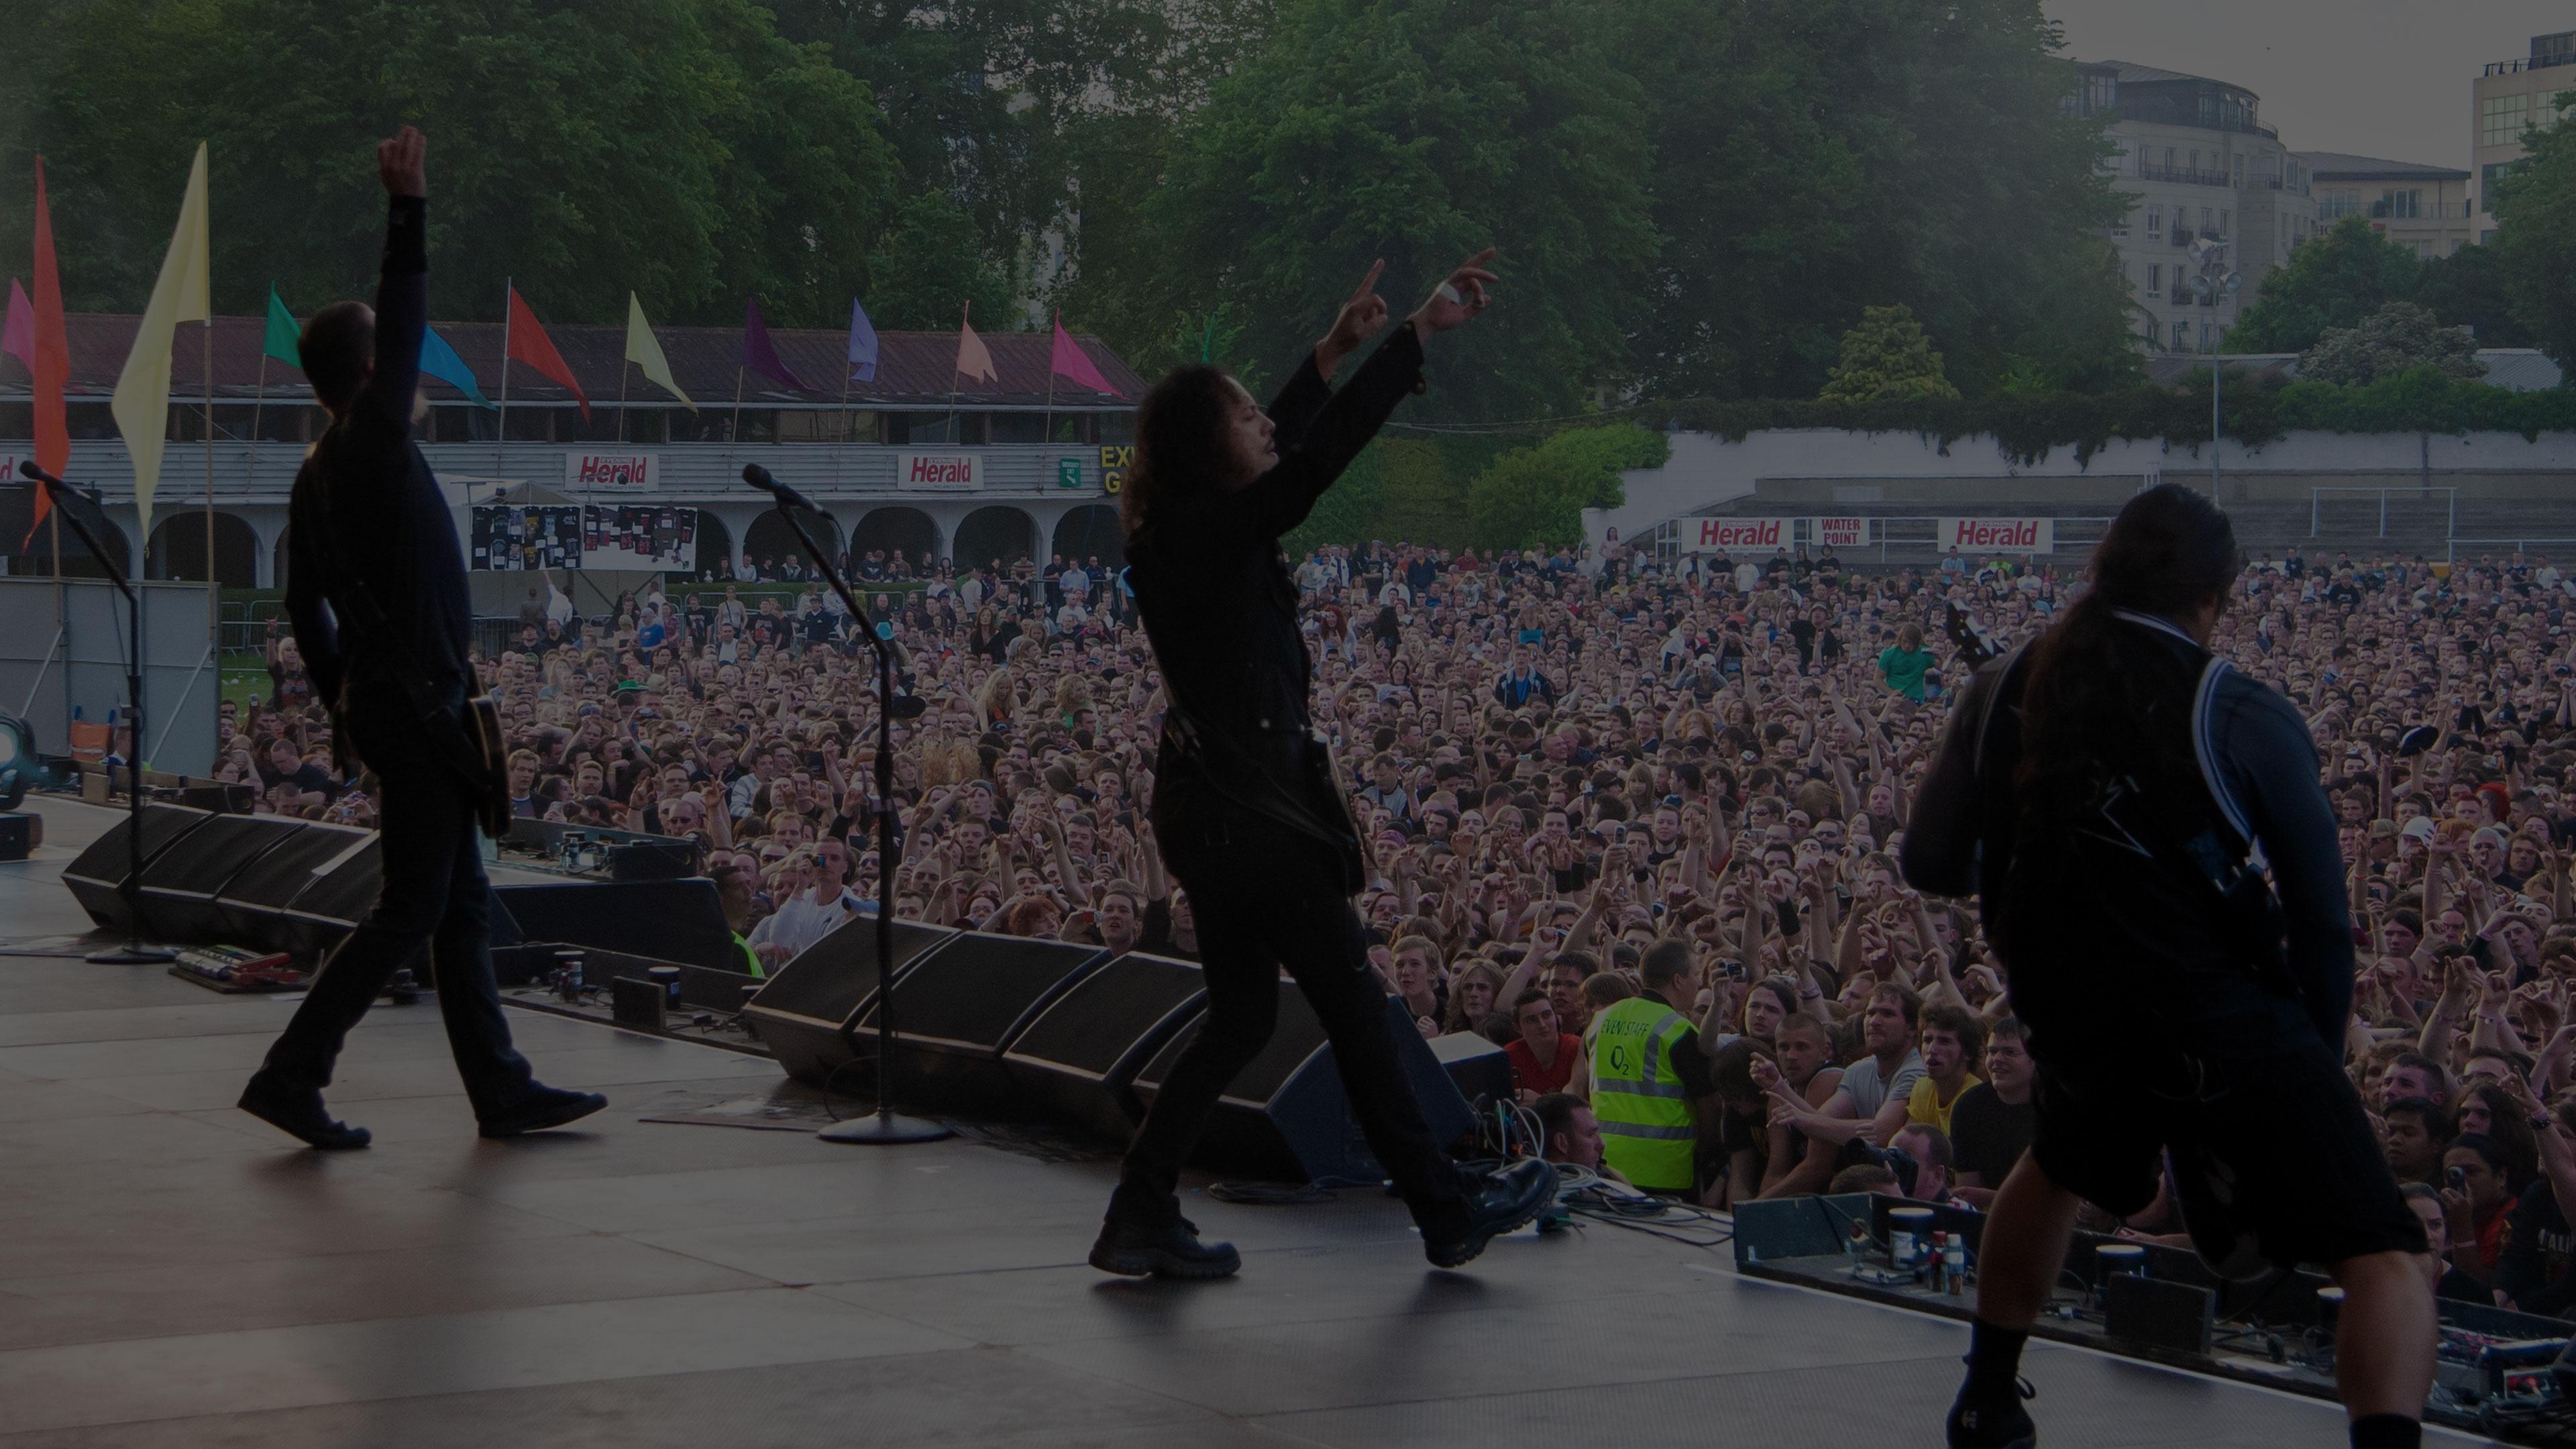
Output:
(0, 798), (2501, 1446)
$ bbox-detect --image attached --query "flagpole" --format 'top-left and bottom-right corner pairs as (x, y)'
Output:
(247, 345), (267, 504)
(203, 317), (216, 635)
(616, 358), (630, 445)
(727, 366), (744, 472)
(496, 277), (513, 487)
(947, 300), (965, 444)
(833, 360), (853, 494)
(1044, 309), (1059, 453)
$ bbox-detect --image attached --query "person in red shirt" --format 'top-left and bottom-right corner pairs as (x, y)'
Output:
(1504, 989), (1582, 1102)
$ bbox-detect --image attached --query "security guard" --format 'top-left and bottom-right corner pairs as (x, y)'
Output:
(1589, 939), (1714, 1193)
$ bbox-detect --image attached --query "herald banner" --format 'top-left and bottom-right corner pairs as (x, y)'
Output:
(564, 453), (657, 490)
(1937, 517), (2054, 554)
(1679, 517), (1790, 554)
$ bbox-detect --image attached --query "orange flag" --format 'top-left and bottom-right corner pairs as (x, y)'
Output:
(24, 158), (70, 547)
(506, 287), (590, 420)
(955, 299), (997, 386)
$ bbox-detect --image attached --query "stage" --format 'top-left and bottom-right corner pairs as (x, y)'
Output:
(0, 797), (2500, 1446)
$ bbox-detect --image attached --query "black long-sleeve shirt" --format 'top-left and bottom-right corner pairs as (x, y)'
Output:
(284, 195), (472, 706)
(1128, 325), (1426, 743)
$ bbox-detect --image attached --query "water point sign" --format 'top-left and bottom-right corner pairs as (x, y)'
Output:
(1682, 517), (1789, 553)
(1810, 517), (1868, 549)
(1937, 517), (2054, 554)
(899, 451), (982, 491)
(564, 453), (657, 490)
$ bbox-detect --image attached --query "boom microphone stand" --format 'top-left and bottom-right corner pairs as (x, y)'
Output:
(739, 464), (951, 1145)
(17, 462), (176, 965)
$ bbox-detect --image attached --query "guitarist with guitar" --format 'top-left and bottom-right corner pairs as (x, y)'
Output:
(239, 126), (604, 1150)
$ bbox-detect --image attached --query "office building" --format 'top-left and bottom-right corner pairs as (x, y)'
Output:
(2473, 30), (2576, 237)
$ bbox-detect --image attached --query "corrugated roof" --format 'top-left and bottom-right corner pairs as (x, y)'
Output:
(0, 313), (1145, 409)
(2297, 150), (2472, 182)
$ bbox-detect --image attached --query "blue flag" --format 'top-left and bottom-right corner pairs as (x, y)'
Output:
(847, 297), (879, 384)
(420, 325), (495, 410)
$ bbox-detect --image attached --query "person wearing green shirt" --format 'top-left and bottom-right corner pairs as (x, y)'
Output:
(1878, 622), (1934, 702)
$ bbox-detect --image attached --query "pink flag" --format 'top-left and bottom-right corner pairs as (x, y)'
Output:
(1049, 311), (1112, 393)
(956, 300), (997, 385)
(0, 280), (30, 370)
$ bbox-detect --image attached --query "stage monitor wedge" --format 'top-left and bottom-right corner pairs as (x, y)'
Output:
(211, 818), (374, 953)
(60, 802), (213, 933)
(1130, 985), (1477, 1185)
(741, 916), (961, 1086)
(849, 932), (1110, 1109)
(133, 815), (311, 945)
(1001, 951), (1207, 1142)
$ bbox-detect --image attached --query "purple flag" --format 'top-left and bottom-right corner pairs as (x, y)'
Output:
(743, 295), (810, 392)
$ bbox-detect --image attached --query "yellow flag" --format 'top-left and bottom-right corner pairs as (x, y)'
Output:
(624, 292), (694, 411)
(111, 142), (211, 537)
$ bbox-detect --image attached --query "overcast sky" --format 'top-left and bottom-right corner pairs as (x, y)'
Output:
(2046, 0), (2567, 170)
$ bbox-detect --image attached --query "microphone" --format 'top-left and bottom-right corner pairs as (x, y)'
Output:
(17, 459), (103, 505)
(741, 463), (822, 515)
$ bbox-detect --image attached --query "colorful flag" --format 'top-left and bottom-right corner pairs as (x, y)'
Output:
(25, 159), (70, 546)
(0, 280), (29, 370)
(846, 297), (879, 384)
(111, 142), (212, 538)
(419, 325), (494, 410)
(506, 287), (590, 419)
(625, 293), (693, 410)
(262, 286), (301, 367)
(743, 295), (808, 392)
(956, 300), (996, 386)
(1049, 311), (1112, 393)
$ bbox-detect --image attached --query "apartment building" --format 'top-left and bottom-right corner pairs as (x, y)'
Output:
(2300, 152), (2476, 258)
(2473, 30), (2576, 237)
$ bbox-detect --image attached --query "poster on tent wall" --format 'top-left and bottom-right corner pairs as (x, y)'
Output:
(580, 504), (696, 572)
(470, 504), (584, 572)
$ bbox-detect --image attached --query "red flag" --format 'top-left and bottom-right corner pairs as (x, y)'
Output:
(506, 287), (590, 420)
(1049, 311), (1113, 393)
(25, 158), (70, 547)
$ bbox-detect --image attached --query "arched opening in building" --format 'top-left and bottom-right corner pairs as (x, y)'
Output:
(1051, 505), (1124, 572)
(740, 508), (841, 582)
(954, 506), (1036, 572)
(1, 514), (132, 582)
(689, 511), (733, 582)
(850, 506), (938, 572)
(144, 511), (261, 588)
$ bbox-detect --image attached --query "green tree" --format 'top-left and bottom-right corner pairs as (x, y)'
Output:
(0, 0), (898, 327)
(864, 193), (1020, 332)
(1819, 305), (1960, 404)
(2298, 301), (2483, 386)
(2414, 241), (2533, 348)
(2224, 215), (2422, 353)
(1064, 0), (1660, 423)
(1464, 423), (1666, 551)
(1612, 0), (2136, 400)
(2493, 107), (2576, 371)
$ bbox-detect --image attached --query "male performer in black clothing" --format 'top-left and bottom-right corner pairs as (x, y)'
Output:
(1091, 254), (1555, 1278)
(237, 127), (603, 1149)
(1902, 485), (2431, 1449)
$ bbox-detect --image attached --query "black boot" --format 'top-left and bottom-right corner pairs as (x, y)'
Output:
(238, 1071), (372, 1150)
(1945, 1370), (2037, 1449)
(478, 1085), (608, 1138)
(1423, 1159), (1556, 1269)
(1089, 1214), (1242, 1279)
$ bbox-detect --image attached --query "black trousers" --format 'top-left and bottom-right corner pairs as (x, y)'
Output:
(258, 692), (535, 1119)
(1110, 812), (1467, 1237)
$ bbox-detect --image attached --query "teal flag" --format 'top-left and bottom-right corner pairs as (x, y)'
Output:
(419, 325), (496, 410)
(262, 286), (301, 367)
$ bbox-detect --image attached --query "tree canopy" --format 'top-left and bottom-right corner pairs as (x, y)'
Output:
(2494, 109), (2576, 372)
(2224, 215), (2424, 354)
(1819, 305), (1961, 404)
(2298, 301), (2483, 386)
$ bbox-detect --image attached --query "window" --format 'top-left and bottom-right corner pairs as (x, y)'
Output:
(2232, 153), (2245, 188)
(2189, 149), (2202, 173)
(2163, 146), (2177, 170)
(2173, 321), (2190, 349)
(2200, 206), (2214, 234)
(986, 412), (1046, 445)
(2219, 209), (2231, 237)
(2485, 93), (2532, 148)
(2146, 203), (2163, 235)
(2483, 161), (2520, 213)
(774, 409), (879, 443)
(2147, 262), (2162, 299)
(2201, 321), (2216, 350)
(2379, 189), (2420, 219)
(2084, 72), (2117, 113)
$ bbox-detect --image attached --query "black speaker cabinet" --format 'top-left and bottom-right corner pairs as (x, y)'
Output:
(1001, 952), (1208, 1142)
(133, 814), (311, 945)
(60, 802), (213, 932)
(847, 932), (1108, 1110)
(211, 818), (374, 953)
(1129, 985), (1477, 1185)
(741, 916), (960, 1085)
(1428, 1031), (1513, 1108)
(274, 835), (383, 956)
(491, 879), (740, 971)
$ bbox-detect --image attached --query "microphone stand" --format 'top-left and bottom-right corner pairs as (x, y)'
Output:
(18, 466), (175, 965)
(751, 487), (951, 1145)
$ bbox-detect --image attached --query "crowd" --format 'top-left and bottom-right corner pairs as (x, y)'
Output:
(217, 527), (2576, 1316)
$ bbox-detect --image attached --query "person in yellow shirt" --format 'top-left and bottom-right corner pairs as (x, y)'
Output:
(1904, 1004), (1985, 1136)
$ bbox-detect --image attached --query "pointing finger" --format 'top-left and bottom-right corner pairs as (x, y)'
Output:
(1353, 258), (1385, 302)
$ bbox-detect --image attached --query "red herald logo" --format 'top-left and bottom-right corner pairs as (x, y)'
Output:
(1695, 519), (1781, 549)
(576, 456), (647, 486)
(1947, 519), (2039, 549)
(908, 455), (975, 485)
